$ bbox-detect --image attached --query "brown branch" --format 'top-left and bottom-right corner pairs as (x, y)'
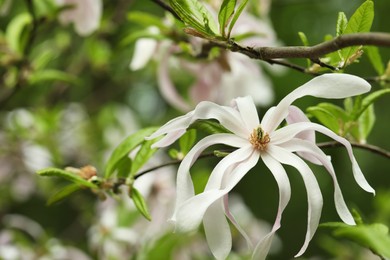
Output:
(134, 142), (390, 179)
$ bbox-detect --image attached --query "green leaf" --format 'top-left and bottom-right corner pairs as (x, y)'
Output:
(358, 104), (375, 142)
(218, 0), (237, 37)
(169, 0), (219, 37)
(341, 0), (374, 67)
(130, 187), (152, 221)
(189, 119), (231, 134)
(365, 46), (384, 75)
(5, 13), (32, 54)
(179, 129), (196, 155)
(306, 103), (349, 134)
(298, 32), (310, 67)
(105, 127), (158, 178)
(47, 184), (81, 205)
(227, 0), (249, 38)
(37, 168), (97, 189)
(130, 137), (161, 178)
(127, 11), (167, 30)
(321, 222), (390, 259)
(116, 157), (132, 178)
(336, 12), (348, 36)
(353, 88), (390, 120)
(28, 69), (82, 86)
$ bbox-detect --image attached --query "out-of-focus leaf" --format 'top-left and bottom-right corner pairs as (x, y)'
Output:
(353, 88), (390, 120)
(47, 184), (81, 205)
(29, 69), (82, 86)
(358, 104), (375, 142)
(179, 129), (196, 155)
(127, 11), (167, 29)
(227, 0), (249, 38)
(365, 46), (384, 75)
(321, 221), (390, 259)
(130, 137), (161, 178)
(341, 0), (374, 66)
(120, 28), (164, 47)
(169, 0), (219, 37)
(336, 12), (348, 36)
(5, 13), (32, 54)
(218, 0), (236, 37)
(37, 168), (97, 189)
(116, 156), (132, 178)
(105, 127), (158, 178)
(189, 119), (231, 134)
(130, 187), (151, 221)
(307, 103), (349, 134)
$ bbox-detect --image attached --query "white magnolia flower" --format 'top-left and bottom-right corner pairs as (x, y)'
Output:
(55, 0), (102, 36)
(147, 74), (375, 259)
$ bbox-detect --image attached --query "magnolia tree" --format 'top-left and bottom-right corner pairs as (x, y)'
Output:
(1, 0), (390, 259)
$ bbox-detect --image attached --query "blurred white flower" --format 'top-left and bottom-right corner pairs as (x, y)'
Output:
(55, 0), (102, 36)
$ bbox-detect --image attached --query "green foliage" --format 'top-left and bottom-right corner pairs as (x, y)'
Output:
(179, 129), (197, 155)
(169, 0), (219, 38)
(46, 183), (81, 205)
(336, 12), (348, 37)
(5, 13), (32, 54)
(130, 187), (152, 221)
(340, 0), (374, 67)
(37, 168), (98, 189)
(321, 221), (390, 259)
(227, 0), (249, 39)
(104, 127), (158, 178)
(189, 119), (231, 134)
(127, 11), (167, 30)
(218, 0), (236, 37)
(28, 69), (82, 86)
(365, 46), (384, 75)
(130, 137), (161, 178)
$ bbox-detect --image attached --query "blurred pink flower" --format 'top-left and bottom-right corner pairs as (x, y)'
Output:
(55, 0), (102, 36)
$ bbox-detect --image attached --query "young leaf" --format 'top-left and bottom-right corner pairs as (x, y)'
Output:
(365, 46), (384, 75)
(169, 0), (219, 37)
(218, 0), (237, 38)
(306, 103), (349, 135)
(5, 13), (32, 54)
(336, 12), (348, 36)
(353, 88), (390, 120)
(179, 129), (197, 155)
(116, 156), (132, 178)
(37, 168), (97, 189)
(47, 184), (81, 205)
(227, 0), (249, 38)
(130, 187), (152, 221)
(298, 32), (310, 67)
(29, 70), (82, 86)
(105, 127), (158, 178)
(340, 0), (374, 67)
(358, 104), (375, 142)
(321, 222), (390, 259)
(189, 119), (231, 134)
(130, 137), (161, 178)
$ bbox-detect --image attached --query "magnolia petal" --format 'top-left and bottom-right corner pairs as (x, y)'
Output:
(148, 103), (249, 147)
(223, 195), (253, 250)
(271, 122), (375, 194)
(280, 138), (355, 225)
(173, 149), (259, 232)
(267, 145), (323, 257)
(263, 74), (371, 132)
(232, 96), (260, 130)
(130, 35), (158, 71)
(173, 134), (248, 220)
(253, 152), (291, 260)
(285, 106), (320, 164)
(157, 45), (192, 111)
(203, 199), (232, 260)
(205, 145), (255, 191)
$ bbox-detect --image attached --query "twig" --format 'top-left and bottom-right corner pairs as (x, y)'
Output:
(134, 142), (390, 179)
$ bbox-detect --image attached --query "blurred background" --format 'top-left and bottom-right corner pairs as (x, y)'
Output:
(0, 0), (389, 259)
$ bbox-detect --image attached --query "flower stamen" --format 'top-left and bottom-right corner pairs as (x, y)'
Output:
(249, 126), (270, 151)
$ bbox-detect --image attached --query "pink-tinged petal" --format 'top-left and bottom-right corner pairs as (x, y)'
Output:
(232, 96), (260, 131)
(157, 45), (192, 112)
(262, 74), (371, 132)
(286, 106), (320, 164)
(172, 149), (259, 232)
(271, 122), (375, 194)
(223, 195), (253, 250)
(174, 134), (248, 216)
(203, 199), (232, 260)
(267, 145), (323, 257)
(279, 138), (355, 225)
(253, 152), (291, 260)
(147, 102), (249, 147)
(205, 145), (256, 191)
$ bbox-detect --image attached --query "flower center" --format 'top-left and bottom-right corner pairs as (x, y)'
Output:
(249, 126), (270, 151)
